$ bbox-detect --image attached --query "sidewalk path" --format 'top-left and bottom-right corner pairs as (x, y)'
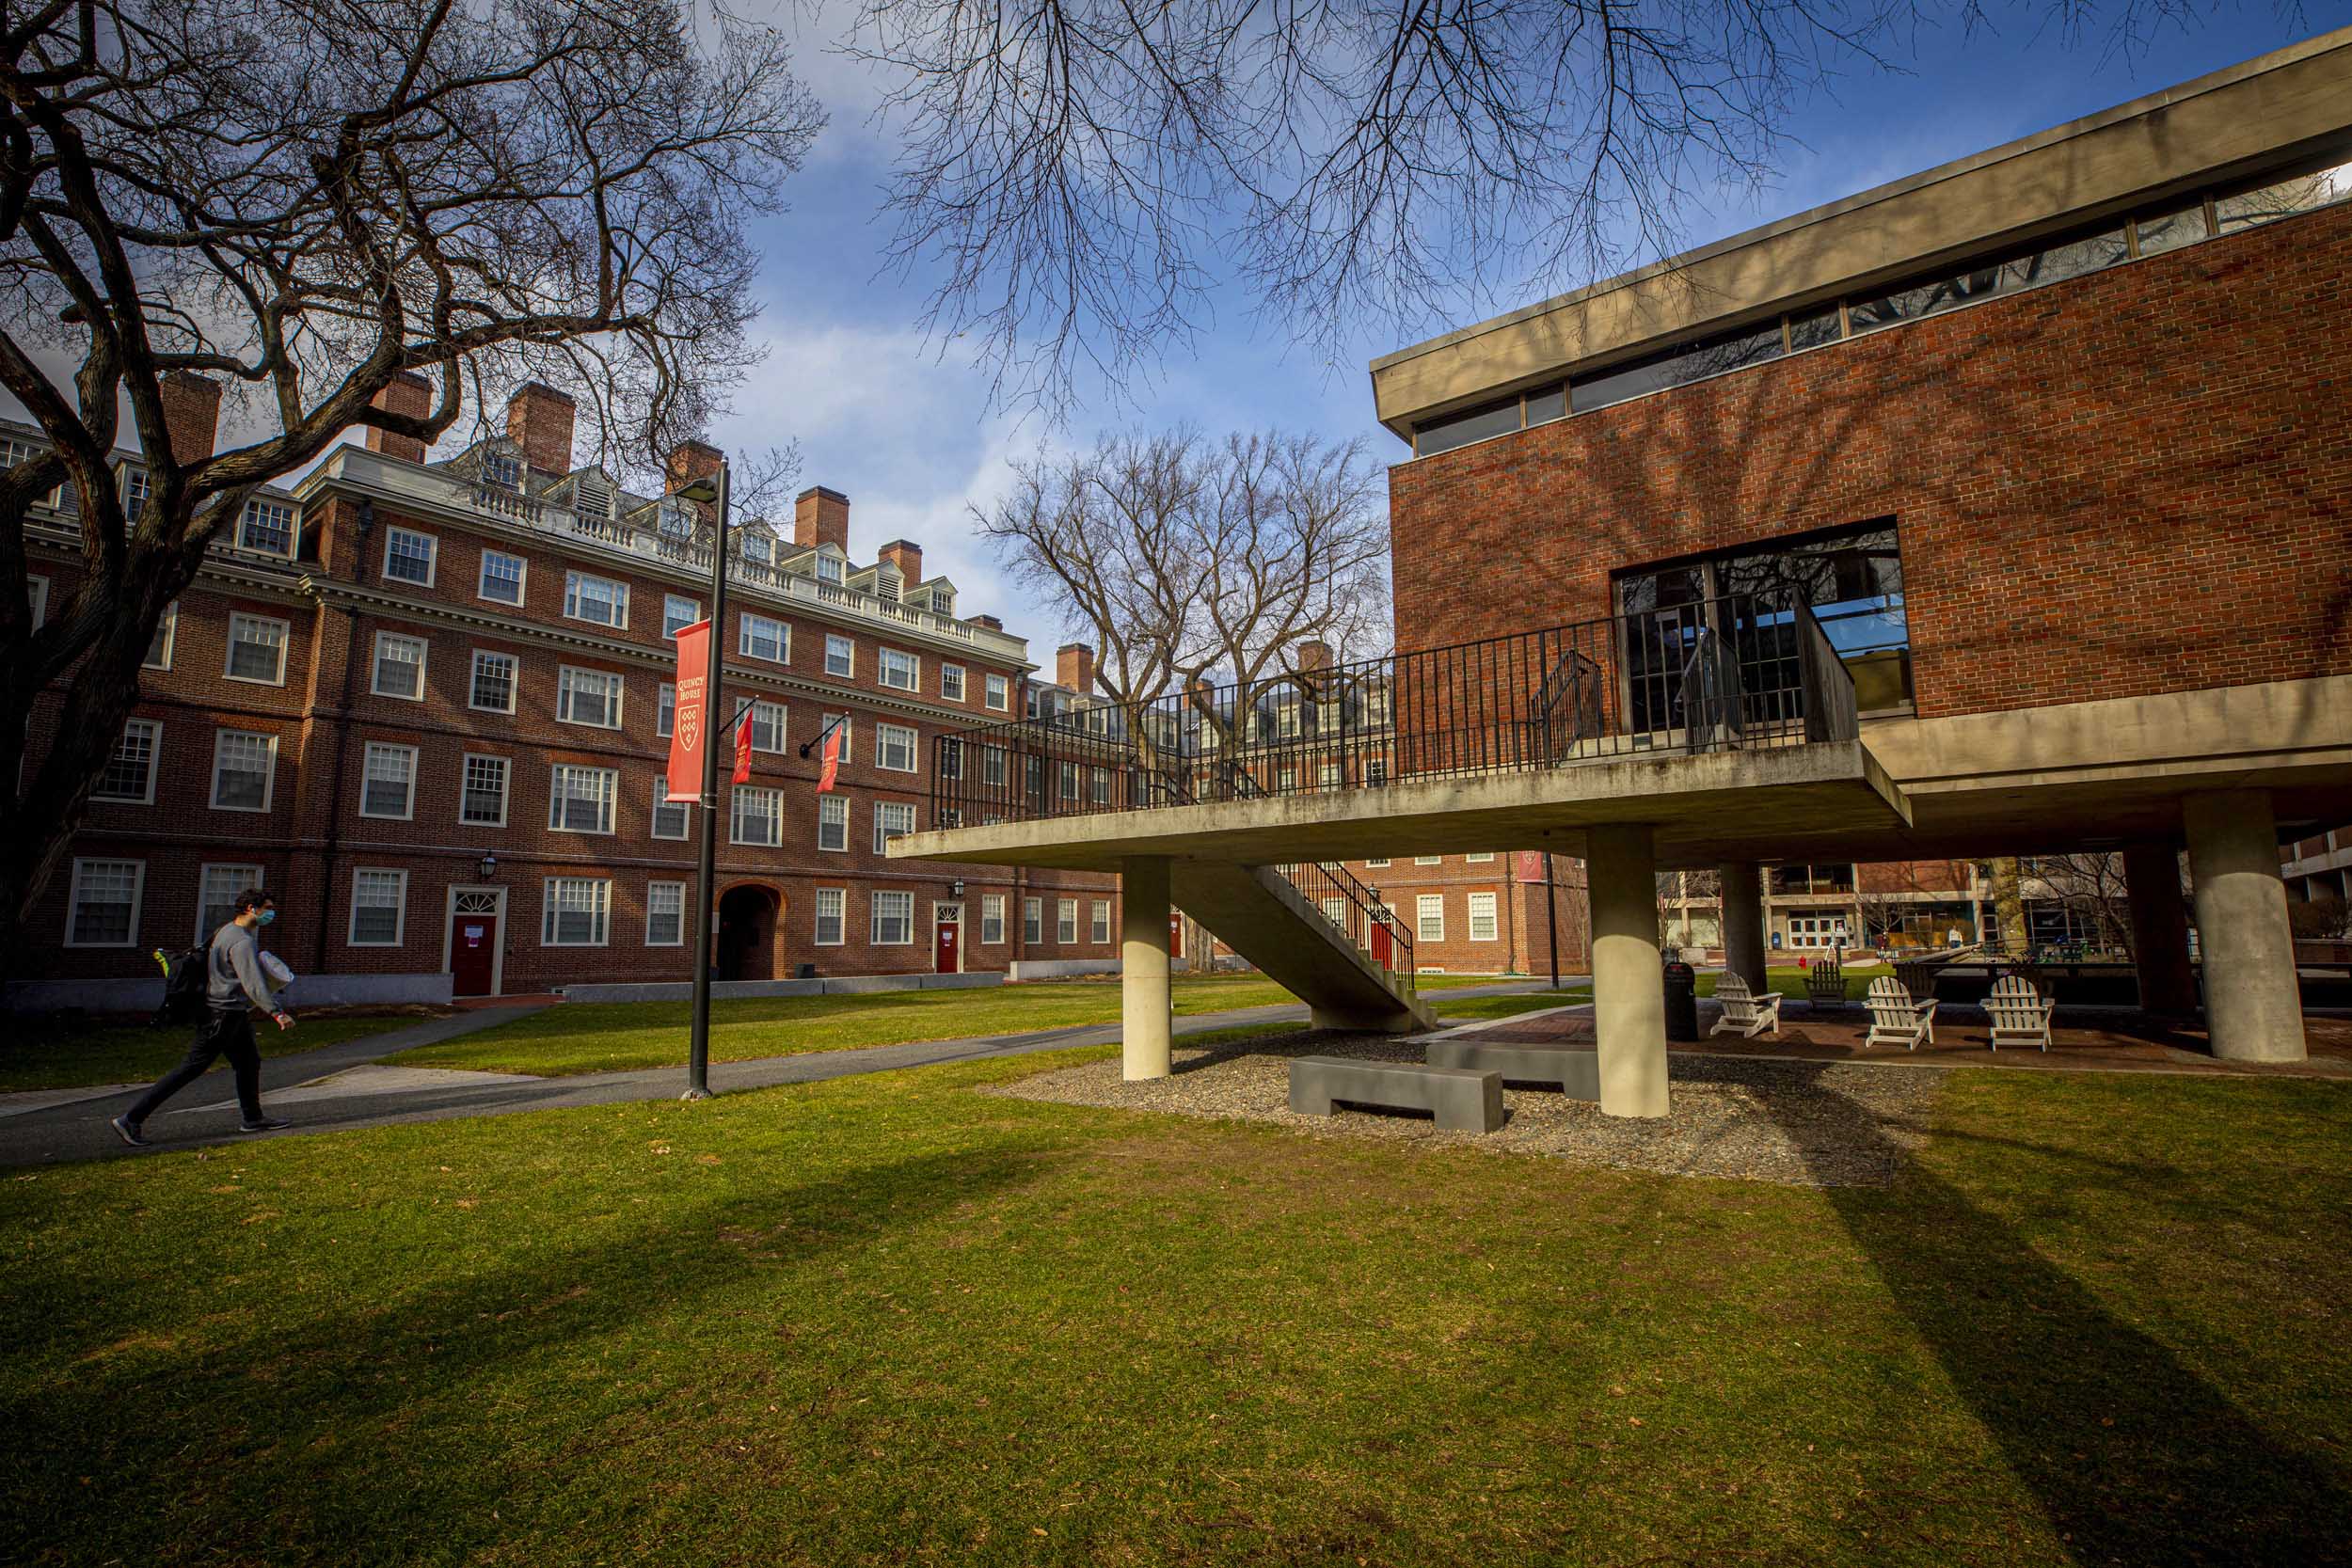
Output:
(0, 983), (1573, 1167)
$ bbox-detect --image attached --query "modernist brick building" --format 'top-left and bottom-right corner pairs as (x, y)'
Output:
(12, 382), (1120, 1002)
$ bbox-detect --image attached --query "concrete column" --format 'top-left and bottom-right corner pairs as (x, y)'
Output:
(2123, 840), (2198, 1017)
(2183, 791), (2306, 1063)
(1719, 863), (1767, 993)
(1120, 856), (1174, 1081)
(1590, 826), (1670, 1118)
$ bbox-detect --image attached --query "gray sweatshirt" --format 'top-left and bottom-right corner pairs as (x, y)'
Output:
(207, 921), (278, 1013)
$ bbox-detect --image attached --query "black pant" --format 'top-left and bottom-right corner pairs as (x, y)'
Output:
(125, 1008), (262, 1125)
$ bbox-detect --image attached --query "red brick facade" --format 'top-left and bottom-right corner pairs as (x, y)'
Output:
(1338, 851), (1591, 975)
(1388, 202), (2352, 718)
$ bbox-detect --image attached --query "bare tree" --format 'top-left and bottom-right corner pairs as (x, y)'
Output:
(2025, 853), (2136, 957)
(0, 0), (824, 931)
(846, 0), (2242, 408)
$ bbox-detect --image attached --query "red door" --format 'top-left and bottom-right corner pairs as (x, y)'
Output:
(1369, 918), (1393, 969)
(934, 910), (960, 973)
(451, 910), (498, 996)
(1169, 911), (1184, 958)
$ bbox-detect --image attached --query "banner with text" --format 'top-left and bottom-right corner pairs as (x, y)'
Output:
(665, 620), (712, 803)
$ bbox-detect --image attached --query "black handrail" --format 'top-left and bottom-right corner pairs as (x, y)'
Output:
(1272, 858), (1416, 990)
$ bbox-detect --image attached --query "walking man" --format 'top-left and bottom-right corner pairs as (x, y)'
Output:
(111, 889), (295, 1147)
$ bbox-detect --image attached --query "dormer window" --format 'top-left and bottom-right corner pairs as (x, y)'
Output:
(119, 466), (151, 518)
(816, 552), (844, 584)
(741, 531), (771, 563)
(931, 587), (955, 616)
(481, 450), (521, 492)
(574, 472), (612, 521)
(238, 498), (295, 556)
(876, 567), (901, 603)
(658, 497), (693, 536)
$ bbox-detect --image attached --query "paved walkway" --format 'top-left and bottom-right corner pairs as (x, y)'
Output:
(0, 982), (1573, 1167)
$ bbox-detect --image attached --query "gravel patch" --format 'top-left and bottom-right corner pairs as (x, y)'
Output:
(986, 1030), (1942, 1187)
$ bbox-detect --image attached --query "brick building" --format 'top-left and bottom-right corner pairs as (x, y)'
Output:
(1338, 852), (1588, 976)
(13, 381), (1120, 1003)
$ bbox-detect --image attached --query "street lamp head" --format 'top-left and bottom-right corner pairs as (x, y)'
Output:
(675, 474), (722, 506)
(478, 851), (499, 881)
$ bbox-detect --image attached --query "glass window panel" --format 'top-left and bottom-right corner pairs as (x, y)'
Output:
(814, 887), (845, 944)
(1522, 385), (1567, 425)
(94, 720), (158, 801)
(1787, 306), (1842, 350)
(461, 755), (508, 825)
(1413, 397), (1520, 457)
(2215, 161), (2352, 235)
(2133, 200), (2208, 257)
(470, 650), (516, 712)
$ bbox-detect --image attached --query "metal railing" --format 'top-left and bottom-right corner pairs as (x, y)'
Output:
(1274, 859), (1416, 990)
(928, 595), (1861, 829)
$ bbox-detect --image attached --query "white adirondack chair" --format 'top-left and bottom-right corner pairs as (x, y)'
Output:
(1710, 974), (1784, 1039)
(1984, 974), (2057, 1052)
(1863, 975), (1938, 1050)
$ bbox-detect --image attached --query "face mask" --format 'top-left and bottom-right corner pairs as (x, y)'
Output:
(258, 910), (277, 926)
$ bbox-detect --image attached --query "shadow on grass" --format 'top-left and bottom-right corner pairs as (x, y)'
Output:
(1, 1142), (1067, 1564)
(1758, 1064), (2352, 1564)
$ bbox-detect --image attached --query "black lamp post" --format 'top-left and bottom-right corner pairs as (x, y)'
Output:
(675, 463), (731, 1101)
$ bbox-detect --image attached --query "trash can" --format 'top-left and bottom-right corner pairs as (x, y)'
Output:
(1661, 953), (1698, 1042)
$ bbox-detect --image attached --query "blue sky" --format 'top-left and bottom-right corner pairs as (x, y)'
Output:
(727, 6), (2352, 648)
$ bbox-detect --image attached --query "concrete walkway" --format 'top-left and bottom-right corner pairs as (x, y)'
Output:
(0, 982), (1574, 1168)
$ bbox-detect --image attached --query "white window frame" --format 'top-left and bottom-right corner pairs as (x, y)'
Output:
(223, 612), (290, 687)
(469, 649), (518, 714)
(1366, 858), (1391, 869)
(1414, 855), (1443, 866)
(237, 497), (296, 557)
(372, 630), (429, 701)
(876, 722), (919, 774)
(748, 699), (788, 753)
(63, 857), (144, 948)
(657, 682), (676, 738)
(562, 570), (629, 628)
(194, 863), (262, 946)
(26, 574), (47, 628)
(981, 894), (1007, 944)
(873, 800), (916, 853)
(817, 794), (849, 852)
(91, 718), (161, 804)
(541, 877), (612, 947)
(209, 728), (278, 813)
(548, 763), (618, 835)
(869, 889), (914, 945)
(650, 775), (691, 840)
(1024, 896), (1042, 944)
(348, 867), (409, 948)
(143, 601), (176, 671)
(358, 740), (420, 821)
(824, 634), (855, 678)
(1466, 852), (1496, 863)
(1090, 900), (1111, 944)
(478, 548), (528, 606)
(663, 593), (701, 640)
(813, 887), (846, 946)
(941, 663), (966, 701)
(739, 612), (789, 663)
(645, 880), (687, 947)
(822, 715), (853, 762)
(730, 784), (783, 847)
(460, 752), (511, 828)
(556, 664), (625, 730)
(1469, 892), (1500, 942)
(381, 526), (438, 588)
(1057, 897), (1078, 945)
(878, 646), (919, 691)
(985, 673), (1009, 711)
(1417, 894), (1446, 943)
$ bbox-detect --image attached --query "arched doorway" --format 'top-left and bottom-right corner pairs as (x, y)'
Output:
(714, 884), (782, 981)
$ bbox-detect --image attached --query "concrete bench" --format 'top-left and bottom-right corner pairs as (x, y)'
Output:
(1423, 1039), (1599, 1102)
(1288, 1057), (1504, 1133)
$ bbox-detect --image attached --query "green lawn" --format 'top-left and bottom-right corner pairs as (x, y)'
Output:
(0, 1010), (435, 1093)
(1699, 963), (1888, 1002)
(389, 974), (1508, 1078)
(1424, 990), (1592, 1022)
(4, 1052), (2345, 1565)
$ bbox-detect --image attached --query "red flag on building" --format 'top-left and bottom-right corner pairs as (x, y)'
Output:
(664, 621), (712, 803)
(817, 720), (843, 794)
(733, 704), (755, 784)
(1518, 850), (1547, 881)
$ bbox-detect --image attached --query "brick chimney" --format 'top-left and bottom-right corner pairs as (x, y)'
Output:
(157, 371), (221, 464)
(876, 539), (923, 586)
(794, 485), (850, 552)
(1297, 639), (1332, 672)
(365, 371), (433, 465)
(971, 613), (1003, 631)
(1057, 642), (1095, 695)
(506, 383), (577, 475)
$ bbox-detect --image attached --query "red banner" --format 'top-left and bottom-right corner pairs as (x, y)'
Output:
(817, 720), (842, 794)
(733, 705), (754, 784)
(1518, 850), (1548, 881)
(664, 620), (711, 804)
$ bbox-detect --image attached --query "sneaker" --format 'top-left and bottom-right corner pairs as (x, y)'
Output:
(237, 1117), (292, 1133)
(110, 1115), (151, 1148)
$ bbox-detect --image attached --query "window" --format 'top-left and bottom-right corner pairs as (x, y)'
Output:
(1414, 856), (1442, 866)
(821, 714), (852, 762)
(373, 631), (427, 700)
(981, 745), (1007, 787)
(985, 673), (1009, 711)
(1056, 898), (1078, 944)
(939, 739), (962, 781)
(749, 700), (787, 753)
(93, 720), (160, 803)
(941, 663), (966, 701)
(663, 594), (700, 639)
(1024, 897), (1042, 944)
(1058, 760), (1079, 800)
(563, 571), (628, 627)
(2214, 159), (2352, 235)
(981, 895), (1006, 944)
(557, 666), (623, 729)
(815, 552), (844, 585)
(817, 794), (850, 851)
(645, 881), (686, 946)
(360, 742), (418, 819)
(479, 549), (527, 605)
(210, 729), (277, 812)
(1089, 768), (1109, 806)
(1090, 900), (1111, 943)
(1467, 852), (1495, 863)
(877, 722), (918, 773)
(26, 574), (47, 627)
(1366, 857), (1391, 868)
(1322, 896), (1349, 932)
(874, 800), (915, 853)
(195, 864), (260, 945)
(870, 890), (914, 945)
(824, 634), (854, 677)
(469, 649), (517, 713)
(225, 613), (289, 685)
(658, 683), (676, 738)
(651, 776), (690, 839)
(739, 612), (788, 663)
(461, 753), (509, 827)
(878, 647), (918, 691)
(542, 878), (611, 946)
(382, 526), (437, 586)
(731, 784), (782, 846)
(548, 763), (617, 833)
(814, 888), (846, 945)
(1469, 892), (1500, 942)
(238, 498), (294, 555)
(1846, 224), (2128, 338)
(1416, 895), (1445, 943)
(120, 465), (151, 516)
(741, 531), (772, 563)
(143, 603), (175, 670)
(348, 868), (408, 946)
(65, 858), (143, 946)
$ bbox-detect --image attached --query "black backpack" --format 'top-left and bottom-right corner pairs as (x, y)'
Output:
(151, 945), (210, 1027)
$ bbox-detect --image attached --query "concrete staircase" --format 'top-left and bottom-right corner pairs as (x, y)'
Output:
(1172, 861), (1438, 1034)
